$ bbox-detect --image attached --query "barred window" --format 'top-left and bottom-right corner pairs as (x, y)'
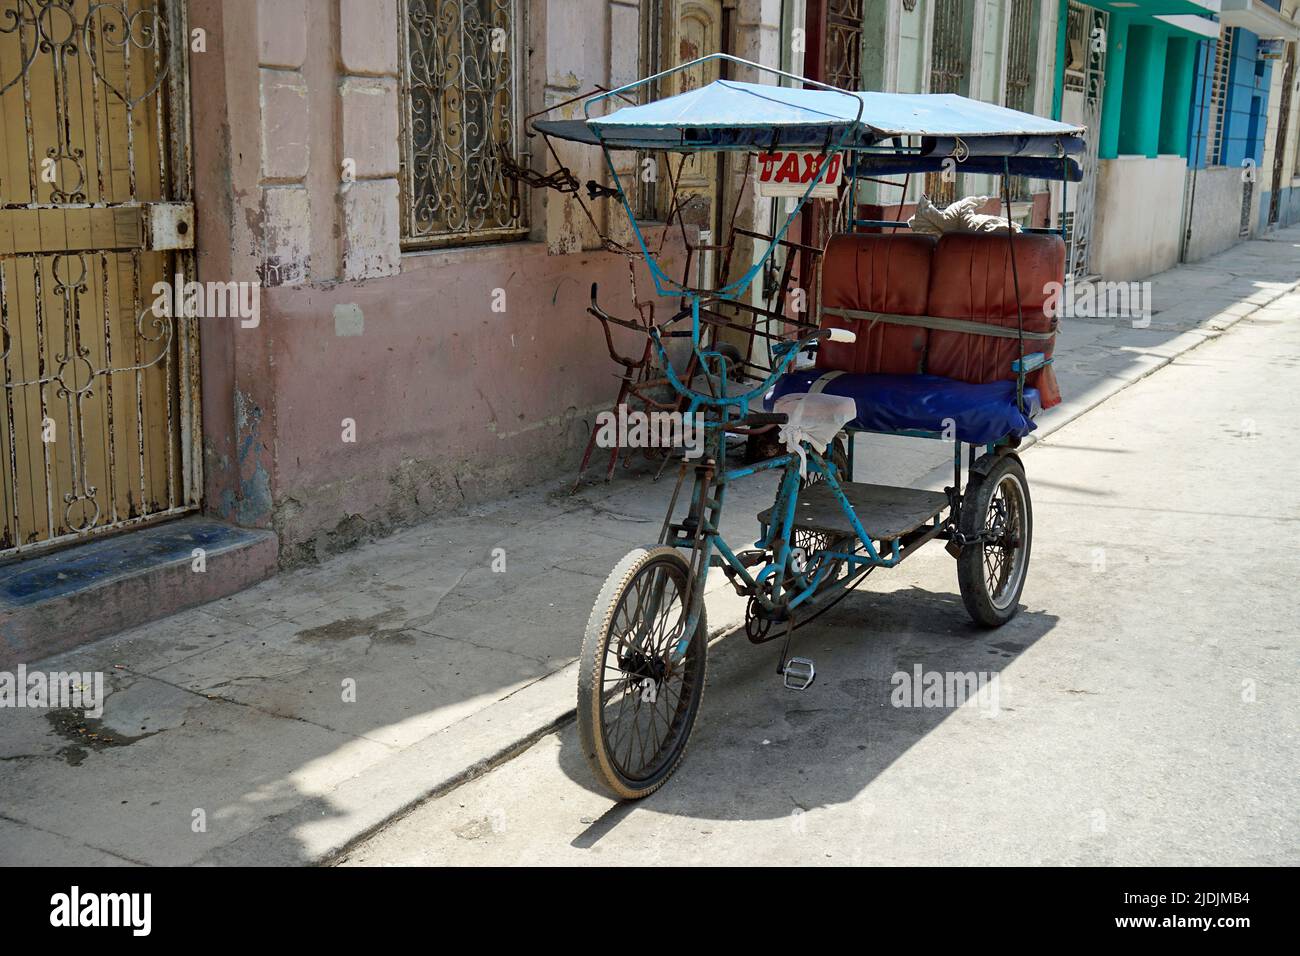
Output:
(1003, 0), (1036, 115)
(825, 0), (864, 90)
(1004, 0), (1038, 201)
(398, 0), (528, 248)
(926, 0), (972, 205)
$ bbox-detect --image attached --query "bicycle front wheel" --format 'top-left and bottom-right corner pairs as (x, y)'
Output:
(577, 546), (708, 800)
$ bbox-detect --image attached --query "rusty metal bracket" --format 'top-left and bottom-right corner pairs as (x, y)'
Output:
(143, 202), (195, 250)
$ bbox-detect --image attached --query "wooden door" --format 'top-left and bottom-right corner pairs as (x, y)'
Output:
(660, 0), (723, 285)
(0, 0), (198, 556)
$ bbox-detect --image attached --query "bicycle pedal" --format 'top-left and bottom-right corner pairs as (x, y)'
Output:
(782, 657), (816, 691)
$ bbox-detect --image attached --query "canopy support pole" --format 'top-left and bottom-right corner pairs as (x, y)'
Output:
(1002, 157), (1028, 414)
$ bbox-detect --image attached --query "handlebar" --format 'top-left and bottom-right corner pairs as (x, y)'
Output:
(587, 283), (646, 332)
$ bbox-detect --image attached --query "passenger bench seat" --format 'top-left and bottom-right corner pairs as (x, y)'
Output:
(925, 232), (1064, 408)
(816, 233), (937, 375)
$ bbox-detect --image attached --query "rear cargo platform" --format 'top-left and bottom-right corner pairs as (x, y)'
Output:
(758, 482), (948, 542)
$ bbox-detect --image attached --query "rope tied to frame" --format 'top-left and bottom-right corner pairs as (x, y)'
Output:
(1001, 156), (1028, 412)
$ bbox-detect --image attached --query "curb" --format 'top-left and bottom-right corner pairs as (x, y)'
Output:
(1018, 279), (1300, 454)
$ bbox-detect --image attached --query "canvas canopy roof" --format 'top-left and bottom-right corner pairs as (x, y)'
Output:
(535, 79), (1085, 158)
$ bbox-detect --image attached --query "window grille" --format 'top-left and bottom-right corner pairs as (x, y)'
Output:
(926, 0), (968, 205)
(1004, 0), (1037, 201)
(825, 0), (864, 90)
(399, 0), (528, 247)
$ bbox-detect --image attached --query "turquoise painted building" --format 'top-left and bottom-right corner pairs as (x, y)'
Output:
(1050, 1), (1221, 278)
(1051, 0), (1220, 160)
(1052, 0), (1299, 274)
(1101, 11), (1214, 162)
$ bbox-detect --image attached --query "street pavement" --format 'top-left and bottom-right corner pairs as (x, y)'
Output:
(0, 228), (1296, 865)
(343, 279), (1300, 866)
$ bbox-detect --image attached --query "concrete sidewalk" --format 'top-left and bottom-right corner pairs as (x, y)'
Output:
(1, 228), (1296, 865)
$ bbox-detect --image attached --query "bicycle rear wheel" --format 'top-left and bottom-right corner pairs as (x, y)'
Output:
(956, 455), (1032, 627)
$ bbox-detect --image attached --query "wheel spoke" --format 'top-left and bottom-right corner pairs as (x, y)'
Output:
(593, 553), (704, 784)
(978, 473), (1027, 610)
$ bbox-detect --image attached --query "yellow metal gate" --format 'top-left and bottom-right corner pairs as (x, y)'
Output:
(0, 0), (198, 556)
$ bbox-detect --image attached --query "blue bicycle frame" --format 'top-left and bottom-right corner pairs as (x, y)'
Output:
(649, 319), (908, 663)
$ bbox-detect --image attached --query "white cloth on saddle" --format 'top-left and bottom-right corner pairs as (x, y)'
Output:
(773, 392), (857, 479)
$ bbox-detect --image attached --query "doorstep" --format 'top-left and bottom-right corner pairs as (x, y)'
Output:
(0, 517), (278, 669)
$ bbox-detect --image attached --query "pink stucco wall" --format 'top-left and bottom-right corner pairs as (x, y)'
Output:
(261, 238), (685, 563)
(189, 0), (687, 563)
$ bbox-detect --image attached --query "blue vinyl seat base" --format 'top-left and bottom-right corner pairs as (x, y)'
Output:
(766, 371), (1040, 446)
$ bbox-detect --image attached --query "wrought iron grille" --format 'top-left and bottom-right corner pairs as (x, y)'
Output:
(1004, 0), (1036, 201)
(1239, 178), (1254, 237)
(926, 0), (967, 206)
(399, 0), (527, 247)
(0, 0), (198, 556)
(1207, 26), (1235, 167)
(1066, 0), (1105, 278)
(928, 0), (966, 95)
(1057, 210), (1074, 244)
(825, 0), (863, 90)
(1063, 0), (1084, 92)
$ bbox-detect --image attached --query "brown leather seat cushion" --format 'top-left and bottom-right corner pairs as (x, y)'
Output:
(925, 232), (1064, 408)
(816, 233), (936, 375)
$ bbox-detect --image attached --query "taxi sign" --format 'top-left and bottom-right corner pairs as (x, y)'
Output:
(756, 151), (843, 198)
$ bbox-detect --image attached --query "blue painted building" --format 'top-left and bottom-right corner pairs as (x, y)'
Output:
(1186, 21), (1271, 172)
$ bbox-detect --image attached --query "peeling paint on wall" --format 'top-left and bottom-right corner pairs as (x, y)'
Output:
(341, 180), (400, 280)
(233, 390), (273, 526)
(260, 185), (312, 285)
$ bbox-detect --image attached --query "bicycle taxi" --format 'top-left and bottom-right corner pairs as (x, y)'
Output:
(534, 55), (1085, 799)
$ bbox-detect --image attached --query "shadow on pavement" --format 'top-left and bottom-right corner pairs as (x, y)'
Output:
(559, 581), (1059, 828)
